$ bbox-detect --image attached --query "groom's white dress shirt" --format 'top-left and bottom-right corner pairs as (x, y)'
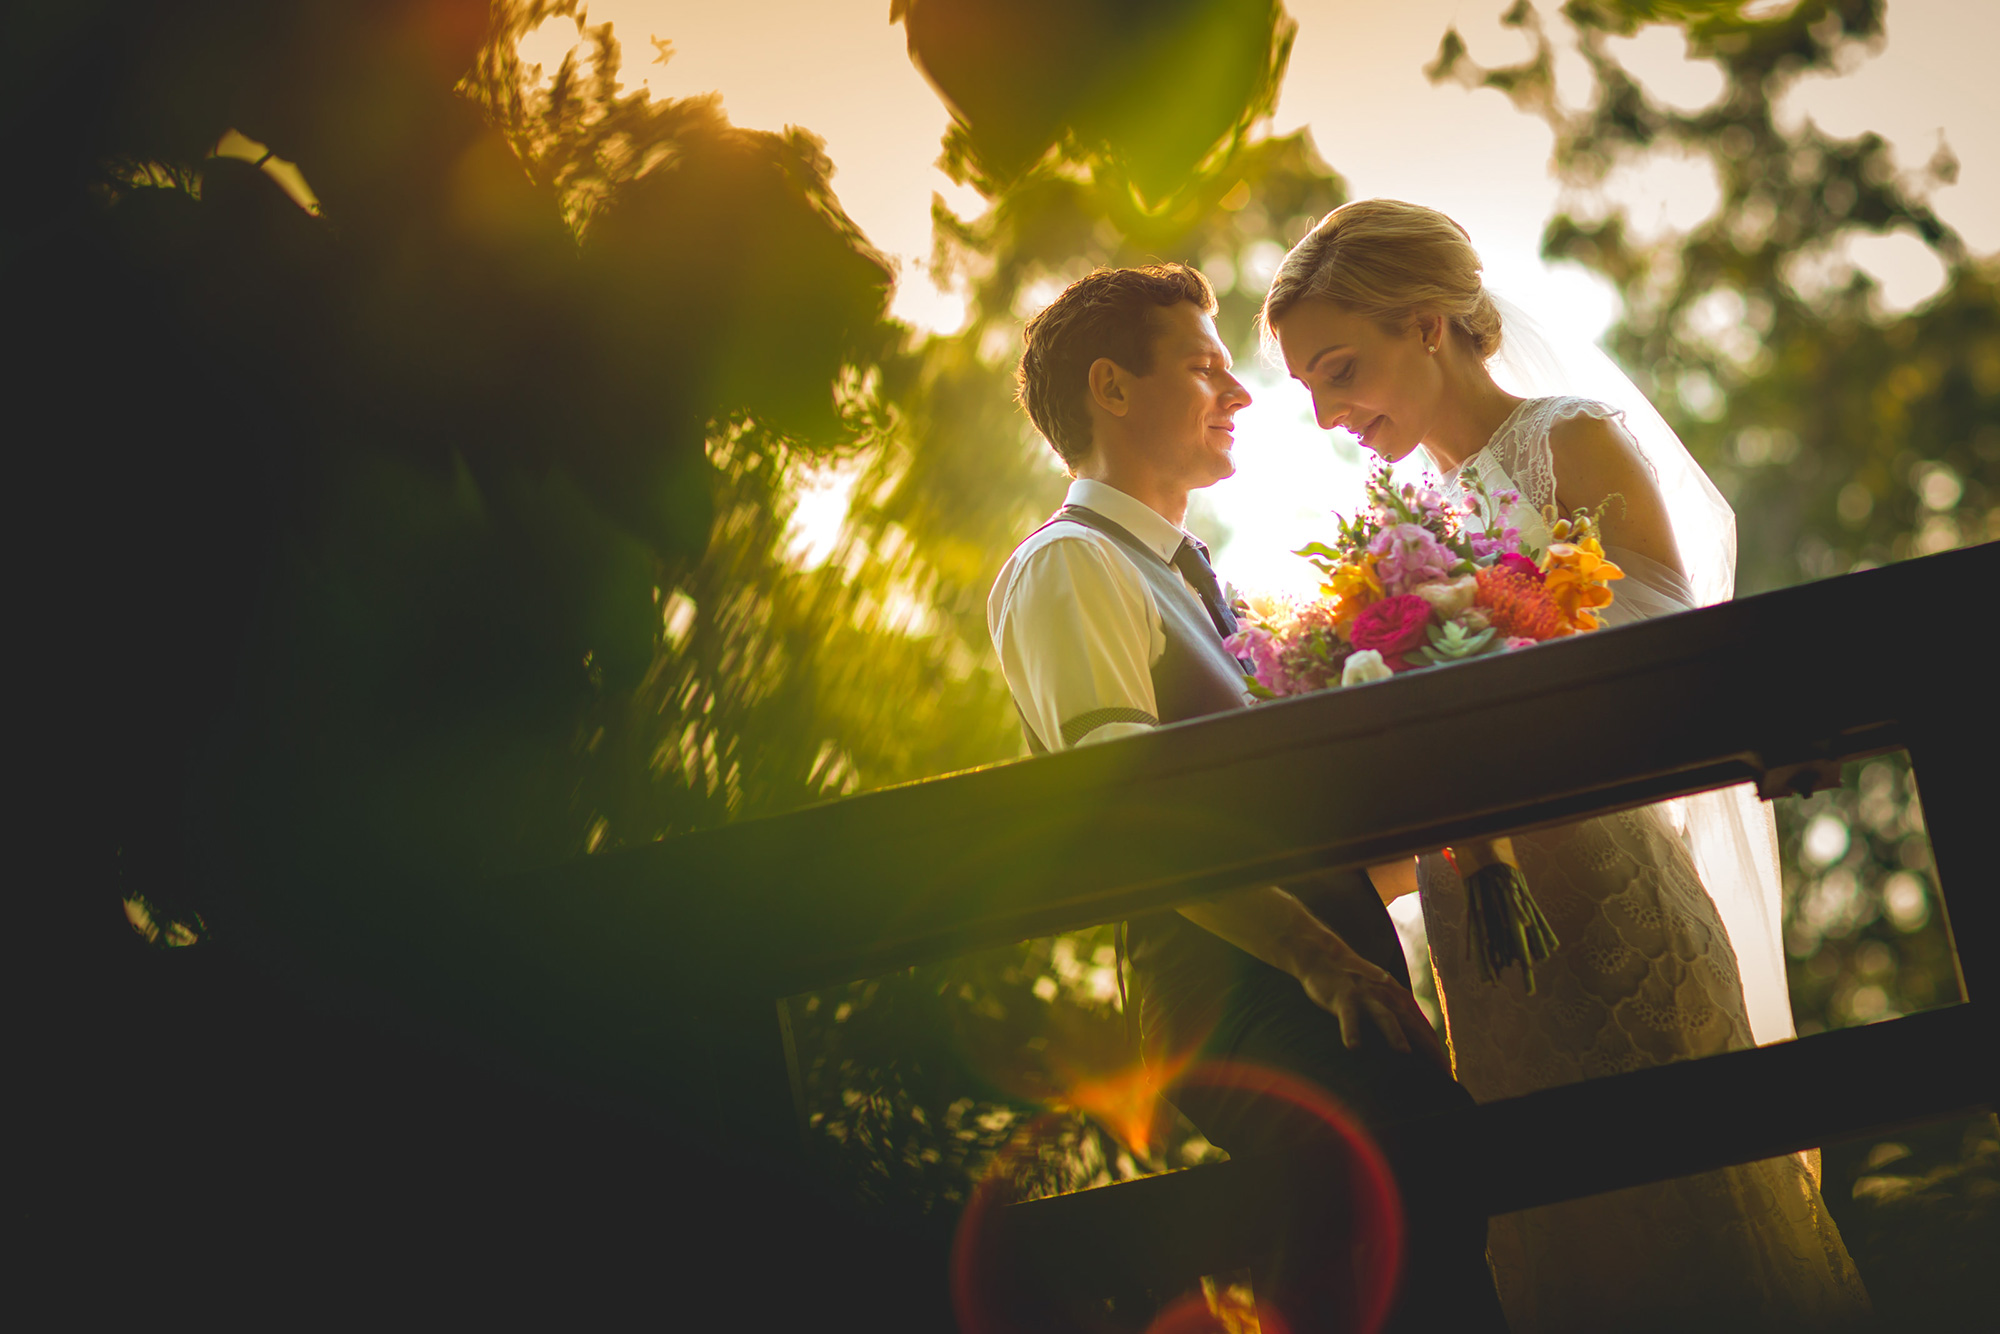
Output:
(988, 478), (1241, 751)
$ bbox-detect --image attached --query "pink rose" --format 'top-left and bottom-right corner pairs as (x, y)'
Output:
(1495, 552), (1543, 583)
(1349, 593), (1433, 659)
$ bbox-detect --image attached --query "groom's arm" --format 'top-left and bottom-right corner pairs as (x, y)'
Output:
(992, 537), (1441, 1064)
(1178, 887), (1445, 1064)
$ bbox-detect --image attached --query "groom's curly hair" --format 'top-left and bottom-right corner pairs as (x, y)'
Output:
(1016, 263), (1216, 470)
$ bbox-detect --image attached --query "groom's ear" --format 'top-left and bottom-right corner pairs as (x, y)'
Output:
(1088, 356), (1131, 418)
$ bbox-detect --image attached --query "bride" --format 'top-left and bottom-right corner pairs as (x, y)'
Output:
(1260, 200), (1870, 1332)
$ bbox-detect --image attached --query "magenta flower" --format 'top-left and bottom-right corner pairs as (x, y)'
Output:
(1495, 552), (1543, 582)
(1349, 594), (1434, 661)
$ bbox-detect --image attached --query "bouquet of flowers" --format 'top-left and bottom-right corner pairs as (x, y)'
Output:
(1226, 462), (1625, 990)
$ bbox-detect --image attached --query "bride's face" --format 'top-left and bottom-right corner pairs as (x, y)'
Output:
(1272, 300), (1437, 464)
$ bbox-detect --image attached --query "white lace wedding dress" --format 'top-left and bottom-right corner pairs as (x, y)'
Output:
(1417, 397), (1871, 1332)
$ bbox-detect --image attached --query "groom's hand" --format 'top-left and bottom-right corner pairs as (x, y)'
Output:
(1174, 885), (1449, 1070)
(1294, 945), (1450, 1070)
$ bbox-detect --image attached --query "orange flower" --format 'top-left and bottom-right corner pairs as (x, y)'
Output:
(1540, 537), (1624, 632)
(1475, 564), (1571, 641)
(1322, 553), (1385, 632)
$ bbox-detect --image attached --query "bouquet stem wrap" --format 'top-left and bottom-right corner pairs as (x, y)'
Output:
(1444, 837), (1559, 992)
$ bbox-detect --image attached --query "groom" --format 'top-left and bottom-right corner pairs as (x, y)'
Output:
(989, 264), (1506, 1332)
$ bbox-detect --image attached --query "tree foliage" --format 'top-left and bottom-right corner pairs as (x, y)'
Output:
(897, 0), (1295, 205)
(15, 3), (992, 1315)
(10, 0), (931, 1019)
(1432, 0), (1997, 592)
(12, 0), (1331, 1231)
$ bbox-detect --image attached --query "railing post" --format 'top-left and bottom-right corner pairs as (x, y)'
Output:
(1907, 722), (1993, 1020)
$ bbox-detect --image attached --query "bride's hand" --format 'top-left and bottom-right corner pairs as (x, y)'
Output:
(1294, 945), (1449, 1071)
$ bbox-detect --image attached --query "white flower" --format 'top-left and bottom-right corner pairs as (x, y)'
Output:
(1342, 649), (1392, 687)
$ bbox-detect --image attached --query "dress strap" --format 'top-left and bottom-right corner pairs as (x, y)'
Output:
(1472, 395), (1630, 512)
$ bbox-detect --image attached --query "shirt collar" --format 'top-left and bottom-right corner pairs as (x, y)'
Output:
(1064, 479), (1188, 565)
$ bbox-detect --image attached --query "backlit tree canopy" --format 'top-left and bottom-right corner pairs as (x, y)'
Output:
(11, 1), (903, 973)
(897, 0), (1294, 203)
(1433, 0), (1997, 590)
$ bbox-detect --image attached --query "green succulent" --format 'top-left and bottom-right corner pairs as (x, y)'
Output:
(1409, 618), (1498, 666)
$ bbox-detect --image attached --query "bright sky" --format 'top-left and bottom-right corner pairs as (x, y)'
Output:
(521, 1), (1998, 594)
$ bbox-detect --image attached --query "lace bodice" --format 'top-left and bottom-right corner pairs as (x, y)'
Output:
(1444, 395), (1607, 514)
(1434, 396), (1699, 624)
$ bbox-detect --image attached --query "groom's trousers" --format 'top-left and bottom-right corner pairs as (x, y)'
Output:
(1133, 867), (1510, 1334)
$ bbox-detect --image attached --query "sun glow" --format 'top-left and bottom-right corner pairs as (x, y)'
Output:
(1204, 366), (1451, 602)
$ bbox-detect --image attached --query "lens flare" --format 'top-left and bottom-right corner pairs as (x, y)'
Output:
(1148, 1287), (1294, 1334)
(1054, 1045), (1197, 1159)
(952, 1060), (1405, 1334)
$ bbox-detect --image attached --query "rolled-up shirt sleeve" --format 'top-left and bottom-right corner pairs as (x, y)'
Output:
(991, 533), (1164, 751)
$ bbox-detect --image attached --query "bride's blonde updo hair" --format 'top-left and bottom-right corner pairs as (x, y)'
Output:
(1259, 199), (1504, 359)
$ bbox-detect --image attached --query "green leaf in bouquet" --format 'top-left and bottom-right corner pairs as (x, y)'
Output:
(1243, 676), (1279, 700)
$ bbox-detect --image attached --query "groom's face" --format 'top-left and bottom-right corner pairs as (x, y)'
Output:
(1114, 301), (1252, 488)
(1274, 300), (1436, 464)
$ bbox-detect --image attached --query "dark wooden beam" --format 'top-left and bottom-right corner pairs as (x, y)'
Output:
(347, 547), (1991, 1156)
(1001, 1004), (1995, 1297)
(1469, 1003), (1993, 1215)
(1000, 1151), (1359, 1301)
(498, 543), (1994, 999)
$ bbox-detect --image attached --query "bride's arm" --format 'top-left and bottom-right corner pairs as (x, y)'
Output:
(1548, 414), (1687, 580)
(1368, 857), (1419, 905)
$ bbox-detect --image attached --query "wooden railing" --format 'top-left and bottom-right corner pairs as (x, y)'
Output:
(485, 541), (1997, 1298)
